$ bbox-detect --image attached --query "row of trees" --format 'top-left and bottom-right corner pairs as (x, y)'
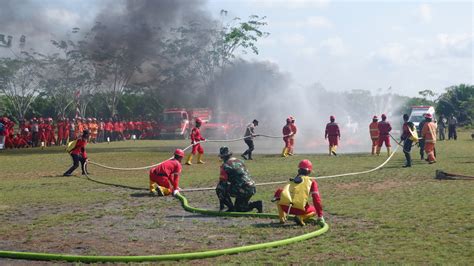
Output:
(0, 12), (269, 121)
(405, 84), (474, 125)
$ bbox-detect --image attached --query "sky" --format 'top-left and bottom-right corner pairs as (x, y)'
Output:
(1, 0), (472, 97)
(206, 0), (473, 96)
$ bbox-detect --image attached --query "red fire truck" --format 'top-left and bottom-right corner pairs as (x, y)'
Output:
(201, 113), (245, 139)
(157, 108), (212, 139)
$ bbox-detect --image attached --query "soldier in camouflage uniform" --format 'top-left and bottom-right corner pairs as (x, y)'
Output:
(216, 146), (263, 213)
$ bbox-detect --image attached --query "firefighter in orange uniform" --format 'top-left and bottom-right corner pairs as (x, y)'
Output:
(90, 118), (98, 143)
(282, 117), (293, 157)
(325, 116), (340, 156)
(149, 149), (184, 196)
(369, 115), (379, 155)
(186, 118), (206, 165)
(272, 159), (325, 226)
(77, 118), (84, 138)
(421, 113), (437, 164)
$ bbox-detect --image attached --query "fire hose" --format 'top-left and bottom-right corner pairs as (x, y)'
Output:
(1, 134), (400, 262)
(435, 170), (474, 180)
(87, 134), (291, 171)
(85, 133), (400, 191)
(0, 193), (328, 262)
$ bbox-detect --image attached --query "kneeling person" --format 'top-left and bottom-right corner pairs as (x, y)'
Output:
(217, 146), (262, 213)
(273, 159), (324, 226)
(149, 149), (184, 196)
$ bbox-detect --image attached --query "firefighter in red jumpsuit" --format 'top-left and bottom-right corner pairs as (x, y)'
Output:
(282, 117), (294, 157)
(325, 116), (340, 156)
(377, 114), (392, 156)
(272, 159), (325, 226)
(63, 130), (89, 176)
(57, 117), (65, 146)
(369, 115), (379, 155)
(288, 116), (297, 155)
(149, 149), (185, 196)
(186, 118), (206, 165)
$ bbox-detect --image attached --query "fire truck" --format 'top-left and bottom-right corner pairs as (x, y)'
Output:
(201, 113), (245, 139)
(157, 108), (212, 139)
(409, 106), (436, 130)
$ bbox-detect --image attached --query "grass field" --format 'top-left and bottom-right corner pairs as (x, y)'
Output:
(1, 131), (473, 264)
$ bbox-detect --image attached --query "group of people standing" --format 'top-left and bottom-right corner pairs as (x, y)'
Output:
(0, 116), (157, 150)
(437, 115), (458, 141)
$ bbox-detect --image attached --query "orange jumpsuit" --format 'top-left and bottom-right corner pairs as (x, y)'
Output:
(369, 121), (379, 154)
(421, 122), (437, 163)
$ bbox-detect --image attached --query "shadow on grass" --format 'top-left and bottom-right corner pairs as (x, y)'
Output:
(130, 192), (154, 198)
(252, 221), (316, 228)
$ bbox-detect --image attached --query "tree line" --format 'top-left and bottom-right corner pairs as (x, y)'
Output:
(0, 12), (269, 121)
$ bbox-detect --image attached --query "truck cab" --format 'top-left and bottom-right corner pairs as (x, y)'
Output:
(157, 108), (212, 139)
(409, 106), (436, 131)
(158, 109), (190, 139)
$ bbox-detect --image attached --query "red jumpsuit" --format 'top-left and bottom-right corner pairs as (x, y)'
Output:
(282, 124), (292, 148)
(14, 134), (28, 148)
(325, 122), (340, 146)
(377, 121), (392, 147)
(49, 123), (56, 145)
(289, 123), (297, 153)
(149, 159), (182, 194)
(39, 122), (48, 144)
(190, 127), (205, 155)
(57, 121), (65, 144)
(70, 138), (88, 158)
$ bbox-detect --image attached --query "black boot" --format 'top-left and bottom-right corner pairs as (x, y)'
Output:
(403, 152), (412, 167)
(250, 201), (263, 213)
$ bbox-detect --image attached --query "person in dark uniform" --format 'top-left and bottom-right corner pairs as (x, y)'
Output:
(217, 146), (262, 213)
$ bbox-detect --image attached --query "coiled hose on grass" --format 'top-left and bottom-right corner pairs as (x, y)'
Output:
(0, 193), (328, 263)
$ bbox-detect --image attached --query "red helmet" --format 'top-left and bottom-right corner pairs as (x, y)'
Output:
(373, 115), (378, 120)
(424, 113), (432, 119)
(381, 114), (387, 119)
(195, 118), (202, 124)
(298, 159), (313, 172)
(330, 115), (335, 120)
(174, 149), (185, 158)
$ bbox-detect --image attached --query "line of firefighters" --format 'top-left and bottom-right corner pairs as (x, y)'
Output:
(0, 117), (156, 149)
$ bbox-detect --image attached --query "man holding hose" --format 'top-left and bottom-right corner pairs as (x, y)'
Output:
(149, 149), (185, 196)
(272, 159), (324, 226)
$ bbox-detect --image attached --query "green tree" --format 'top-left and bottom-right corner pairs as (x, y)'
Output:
(437, 84), (474, 124)
(0, 52), (45, 120)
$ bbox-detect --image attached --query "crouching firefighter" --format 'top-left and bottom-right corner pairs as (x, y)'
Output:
(272, 159), (325, 226)
(216, 146), (263, 213)
(149, 149), (184, 196)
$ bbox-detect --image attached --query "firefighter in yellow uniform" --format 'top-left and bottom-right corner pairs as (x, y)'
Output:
(272, 160), (325, 226)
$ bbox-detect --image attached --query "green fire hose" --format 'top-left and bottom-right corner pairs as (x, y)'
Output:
(0, 193), (328, 263)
